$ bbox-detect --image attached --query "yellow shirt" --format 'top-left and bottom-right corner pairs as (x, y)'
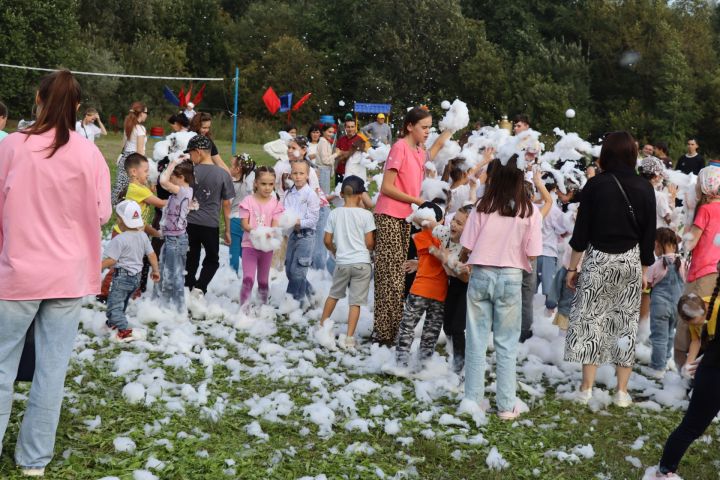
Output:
(113, 183), (152, 233)
(690, 296), (720, 341)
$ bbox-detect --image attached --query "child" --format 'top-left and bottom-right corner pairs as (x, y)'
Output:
(99, 153), (166, 301)
(460, 155), (543, 420)
(154, 159), (194, 312)
(230, 153), (256, 272)
(184, 134), (235, 295)
(537, 176), (569, 315)
(676, 293), (716, 373)
(344, 135), (370, 181)
(318, 176), (376, 350)
(394, 202), (447, 367)
(238, 166), (284, 305)
(283, 159), (321, 304)
(442, 158), (478, 214)
(431, 204), (471, 373)
(647, 227), (686, 378)
(102, 200), (160, 342)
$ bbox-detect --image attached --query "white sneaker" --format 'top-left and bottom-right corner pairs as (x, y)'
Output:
(613, 390), (633, 408)
(648, 368), (666, 380)
(575, 388), (592, 404)
(190, 288), (204, 299)
(21, 467), (45, 477)
(339, 335), (356, 351)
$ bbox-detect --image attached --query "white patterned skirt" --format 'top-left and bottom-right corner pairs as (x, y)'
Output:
(563, 245), (642, 368)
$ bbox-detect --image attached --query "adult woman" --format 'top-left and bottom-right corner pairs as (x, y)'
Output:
(190, 112), (227, 171)
(75, 107), (107, 143)
(372, 107), (431, 346)
(0, 70), (111, 475)
(316, 123), (337, 195)
(564, 131), (656, 407)
(111, 101), (147, 206)
(307, 123), (321, 163)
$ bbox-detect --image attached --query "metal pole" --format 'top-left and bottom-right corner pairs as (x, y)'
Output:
(232, 66), (239, 156)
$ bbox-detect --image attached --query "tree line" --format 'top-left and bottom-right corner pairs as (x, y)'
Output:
(1, 0), (719, 157)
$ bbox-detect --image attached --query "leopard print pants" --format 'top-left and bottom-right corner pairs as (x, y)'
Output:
(372, 214), (411, 346)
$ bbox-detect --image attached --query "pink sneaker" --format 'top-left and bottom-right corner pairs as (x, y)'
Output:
(497, 405), (522, 420)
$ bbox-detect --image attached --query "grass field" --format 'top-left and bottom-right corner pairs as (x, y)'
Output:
(0, 133), (717, 480)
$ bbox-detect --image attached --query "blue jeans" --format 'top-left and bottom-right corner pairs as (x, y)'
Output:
(650, 266), (683, 370)
(547, 267), (574, 317)
(0, 298), (82, 468)
(106, 268), (141, 330)
(156, 234), (189, 312)
(312, 207), (330, 270)
(465, 266), (523, 412)
(229, 218), (243, 272)
(285, 229), (315, 301)
(318, 165), (332, 195)
(537, 255), (558, 308)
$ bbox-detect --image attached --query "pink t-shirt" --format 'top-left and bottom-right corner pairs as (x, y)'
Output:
(0, 130), (111, 300)
(374, 139), (424, 219)
(688, 202), (720, 282)
(238, 194), (285, 248)
(460, 205), (543, 272)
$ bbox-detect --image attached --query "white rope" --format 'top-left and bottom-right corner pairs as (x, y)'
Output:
(0, 63), (224, 81)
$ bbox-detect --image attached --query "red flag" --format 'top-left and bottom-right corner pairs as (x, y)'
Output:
(263, 87), (281, 115)
(178, 86), (186, 107)
(192, 84), (206, 106)
(185, 87), (192, 106)
(292, 92), (312, 111)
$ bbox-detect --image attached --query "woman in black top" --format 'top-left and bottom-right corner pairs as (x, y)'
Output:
(657, 273), (720, 477)
(563, 131), (656, 407)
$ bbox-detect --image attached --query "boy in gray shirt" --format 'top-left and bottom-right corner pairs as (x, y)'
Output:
(318, 176), (376, 350)
(103, 200), (159, 342)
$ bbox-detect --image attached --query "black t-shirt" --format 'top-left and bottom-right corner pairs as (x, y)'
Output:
(569, 167), (656, 266)
(676, 154), (705, 175)
(209, 138), (219, 157)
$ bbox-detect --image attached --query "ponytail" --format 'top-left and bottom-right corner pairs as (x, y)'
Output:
(23, 70), (81, 158)
(124, 101), (146, 139)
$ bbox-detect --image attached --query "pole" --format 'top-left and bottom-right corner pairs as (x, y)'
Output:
(232, 66), (239, 156)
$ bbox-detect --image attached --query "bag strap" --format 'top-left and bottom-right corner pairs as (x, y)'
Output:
(609, 173), (640, 234)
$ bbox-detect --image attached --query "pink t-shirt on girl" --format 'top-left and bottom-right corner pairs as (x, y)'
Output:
(374, 139), (425, 219)
(460, 205), (543, 272)
(688, 202), (720, 282)
(238, 195), (285, 248)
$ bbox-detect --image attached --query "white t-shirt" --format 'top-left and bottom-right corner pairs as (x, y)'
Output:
(345, 151), (367, 181)
(75, 121), (102, 143)
(655, 188), (672, 227)
(124, 125), (146, 153)
(325, 207), (376, 265)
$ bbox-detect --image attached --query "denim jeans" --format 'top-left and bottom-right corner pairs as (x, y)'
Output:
(547, 267), (574, 318)
(106, 268), (141, 330)
(537, 255), (558, 309)
(318, 165), (332, 195)
(156, 234), (189, 312)
(650, 266), (683, 370)
(520, 258), (537, 341)
(285, 229), (315, 301)
(465, 266), (523, 412)
(229, 218), (244, 273)
(0, 298), (82, 468)
(312, 207), (330, 270)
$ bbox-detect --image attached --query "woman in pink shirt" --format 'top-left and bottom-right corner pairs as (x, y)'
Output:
(372, 107), (432, 346)
(0, 70), (111, 475)
(459, 154), (543, 420)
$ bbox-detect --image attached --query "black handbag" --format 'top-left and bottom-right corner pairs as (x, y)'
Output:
(15, 322), (36, 382)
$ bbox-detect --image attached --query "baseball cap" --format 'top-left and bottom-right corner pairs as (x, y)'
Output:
(341, 175), (367, 195)
(115, 200), (144, 229)
(377, 113), (385, 119)
(184, 134), (212, 153)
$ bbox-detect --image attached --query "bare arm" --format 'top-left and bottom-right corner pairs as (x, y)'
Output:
(534, 169), (553, 218)
(686, 338), (702, 366)
(428, 130), (454, 161)
(160, 160), (181, 195)
(144, 223), (161, 238)
(381, 169), (423, 206)
(324, 232), (336, 255)
(365, 231), (375, 251)
(685, 225), (703, 252)
(223, 200), (232, 244)
(144, 194), (167, 209)
(96, 116), (107, 136)
(361, 192), (374, 209)
(147, 252), (160, 281)
(212, 154), (231, 175)
(101, 257), (117, 270)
